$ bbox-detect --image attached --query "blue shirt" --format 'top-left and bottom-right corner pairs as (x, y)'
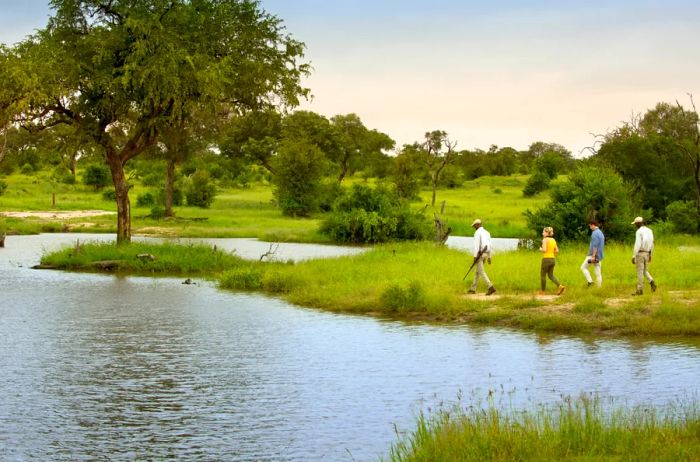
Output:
(588, 227), (605, 260)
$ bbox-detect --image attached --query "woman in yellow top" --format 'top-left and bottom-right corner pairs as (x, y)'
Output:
(539, 227), (565, 295)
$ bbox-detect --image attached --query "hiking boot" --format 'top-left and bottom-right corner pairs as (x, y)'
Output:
(557, 285), (566, 295)
(467, 289), (476, 294)
(486, 286), (496, 296)
(650, 280), (657, 292)
(537, 290), (545, 296)
(632, 290), (643, 296)
(586, 282), (592, 288)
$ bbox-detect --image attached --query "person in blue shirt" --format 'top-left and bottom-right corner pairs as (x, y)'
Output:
(581, 220), (604, 287)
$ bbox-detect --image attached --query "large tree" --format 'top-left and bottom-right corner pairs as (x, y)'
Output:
(1, 0), (309, 242)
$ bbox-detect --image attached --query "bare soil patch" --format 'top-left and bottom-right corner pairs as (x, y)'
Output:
(1, 210), (115, 219)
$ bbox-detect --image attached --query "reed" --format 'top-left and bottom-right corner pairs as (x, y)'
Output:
(384, 396), (700, 461)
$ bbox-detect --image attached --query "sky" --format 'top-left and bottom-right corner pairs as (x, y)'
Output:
(2, 0), (699, 156)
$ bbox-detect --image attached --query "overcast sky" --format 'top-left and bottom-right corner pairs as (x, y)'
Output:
(2, 0), (699, 155)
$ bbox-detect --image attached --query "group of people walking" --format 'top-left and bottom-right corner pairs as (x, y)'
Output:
(466, 217), (657, 296)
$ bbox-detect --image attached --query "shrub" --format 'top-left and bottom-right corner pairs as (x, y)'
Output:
(136, 192), (155, 207)
(666, 200), (699, 233)
(156, 185), (184, 207)
(102, 189), (117, 201)
(522, 171), (551, 197)
(83, 164), (111, 190)
(380, 281), (426, 313)
(20, 163), (35, 175)
(149, 206), (165, 220)
(185, 170), (216, 208)
(320, 184), (431, 243)
(0, 179), (7, 196)
(524, 164), (639, 242)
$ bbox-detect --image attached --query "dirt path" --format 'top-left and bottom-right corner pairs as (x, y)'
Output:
(0, 210), (116, 219)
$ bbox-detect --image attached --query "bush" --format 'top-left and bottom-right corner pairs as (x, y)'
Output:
(136, 192), (156, 207)
(666, 200), (700, 233)
(149, 206), (165, 220)
(20, 163), (35, 175)
(102, 189), (117, 201)
(320, 184), (432, 243)
(185, 170), (216, 208)
(0, 179), (7, 196)
(380, 281), (426, 313)
(524, 164), (639, 242)
(523, 171), (551, 197)
(83, 164), (111, 190)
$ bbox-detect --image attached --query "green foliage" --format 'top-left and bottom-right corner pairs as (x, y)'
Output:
(272, 139), (327, 217)
(525, 164), (638, 242)
(102, 189), (116, 201)
(0, 179), (7, 196)
(20, 163), (35, 175)
(185, 170), (216, 208)
(392, 150), (423, 200)
(320, 184), (432, 243)
(522, 171), (551, 197)
(149, 206), (165, 220)
(666, 200), (700, 233)
(136, 191), (155, 207)
(83, 164), (111, 190)
(380, 281), (426, 313)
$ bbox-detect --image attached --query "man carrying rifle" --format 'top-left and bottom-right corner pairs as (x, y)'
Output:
(468, 219), (496, 295)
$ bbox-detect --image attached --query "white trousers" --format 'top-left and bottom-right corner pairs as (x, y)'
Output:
(581, 256), (602, 286)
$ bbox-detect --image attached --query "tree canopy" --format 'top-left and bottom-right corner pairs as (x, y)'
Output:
(1, 0), (310, 242)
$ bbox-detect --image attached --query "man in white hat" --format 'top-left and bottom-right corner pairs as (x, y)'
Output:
(468, 219), (496, 295)
(631, 216), (656, 295)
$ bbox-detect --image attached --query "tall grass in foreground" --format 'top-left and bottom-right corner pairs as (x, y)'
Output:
(384, 396), (700, 462)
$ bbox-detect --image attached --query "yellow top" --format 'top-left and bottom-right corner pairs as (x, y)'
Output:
(542, 237), (558, 259)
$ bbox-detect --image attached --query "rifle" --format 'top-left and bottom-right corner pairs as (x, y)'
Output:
(462, 245), (488, 280)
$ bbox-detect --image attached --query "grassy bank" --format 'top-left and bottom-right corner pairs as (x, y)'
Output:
(384, 397), (700, 461)
(40, 237), (700, 336)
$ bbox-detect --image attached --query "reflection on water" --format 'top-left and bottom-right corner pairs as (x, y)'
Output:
(1, 234), (699, 461)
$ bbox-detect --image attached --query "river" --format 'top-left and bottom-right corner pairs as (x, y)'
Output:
(1, 234), (699, 461)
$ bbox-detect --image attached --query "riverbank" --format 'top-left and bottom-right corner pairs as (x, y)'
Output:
(39, 239), (700, 337)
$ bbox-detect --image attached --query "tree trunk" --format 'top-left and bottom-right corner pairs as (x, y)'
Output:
(106, 151), (131, 244)
(69, 152), (77, 177)
(165, 157), (176, 218)
(431, 174), (438, 207)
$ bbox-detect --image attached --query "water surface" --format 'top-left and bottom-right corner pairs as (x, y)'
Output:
(1, 234), (698, 461)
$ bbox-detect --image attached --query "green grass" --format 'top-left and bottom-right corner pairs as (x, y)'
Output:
(40, 238), (700, 336)
(417, 175), (549, 237)
(0, 173), (325, 241)
(40, 241), (250, 276)
(384, 396), (700, 461)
